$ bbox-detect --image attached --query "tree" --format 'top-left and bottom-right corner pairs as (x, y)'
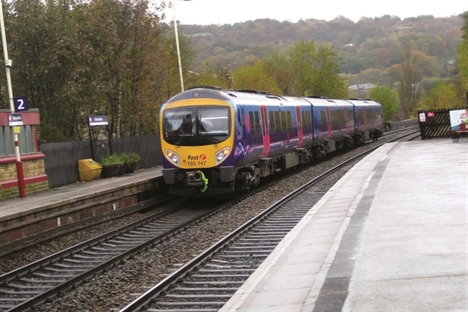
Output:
(232, 61), (281, 94)
(288, 40), (348, 98)
(263, 51), (294, 95)
(457, 12), (468, 94)
(418, 82), (460, 110)
(369, 86), (399, 122)
(1, 0), (171, 142)
(187, 61), (232, 89)
(396, 39), (421, 119)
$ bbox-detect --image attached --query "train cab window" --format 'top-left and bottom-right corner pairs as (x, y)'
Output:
(163, 106), (230, 146)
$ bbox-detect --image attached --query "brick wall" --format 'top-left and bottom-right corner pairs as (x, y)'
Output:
(0, 156), (49, 201)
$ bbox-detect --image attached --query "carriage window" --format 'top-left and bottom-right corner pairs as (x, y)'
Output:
(269, 111), (275, 133)
(254, 111), (261, 135)
(248, 112), (255, 135)
(358, 109), (364, 124)
(321, 110), (326, 125)
(286, 111), (292, 131)
(274, 111), (281, 132)
(281, 111), (287, 131)
(302, 110), (312, 128)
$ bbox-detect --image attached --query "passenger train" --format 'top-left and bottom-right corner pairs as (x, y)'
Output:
(160, 87), (383, 197)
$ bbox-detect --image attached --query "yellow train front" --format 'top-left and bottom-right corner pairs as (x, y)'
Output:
(160, 87), (241, 197)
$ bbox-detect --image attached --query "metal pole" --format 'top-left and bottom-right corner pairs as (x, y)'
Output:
(0, 1), (25, 197)
(173, 0), (184, 92)
(172, 0), (192, 92)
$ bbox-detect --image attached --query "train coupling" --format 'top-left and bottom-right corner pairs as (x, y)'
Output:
(186, 170), (209, 192)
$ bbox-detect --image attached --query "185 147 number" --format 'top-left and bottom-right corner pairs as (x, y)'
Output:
(187, 160), (207, 166)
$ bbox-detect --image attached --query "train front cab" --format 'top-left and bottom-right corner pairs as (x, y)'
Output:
(160, 89), (240, 197)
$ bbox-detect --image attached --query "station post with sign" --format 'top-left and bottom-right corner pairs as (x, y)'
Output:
(88, 115), (109, 160)
(0, 109), (48, 200)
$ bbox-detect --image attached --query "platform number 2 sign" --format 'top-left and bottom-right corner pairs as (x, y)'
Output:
(14, 97), (29, 112)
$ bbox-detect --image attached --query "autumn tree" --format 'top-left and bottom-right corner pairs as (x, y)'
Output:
(289, 40), (348, 98)
(263, 51), (295, 95)
(0, 0), (171, 142)
(369, 86), (399, 122)
(418, 82), (460, 110)
(396, 39), (421, 119)
(458, 11), (468, 97)
(232, 61), (281, 94)
(187, 61), (232, 89)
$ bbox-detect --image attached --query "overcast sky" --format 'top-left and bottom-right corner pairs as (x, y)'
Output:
(163, 0), (466, 25)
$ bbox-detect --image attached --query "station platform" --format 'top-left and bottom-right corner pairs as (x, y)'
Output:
(0, 166), (165, 249)
(221, 138), (468, 311)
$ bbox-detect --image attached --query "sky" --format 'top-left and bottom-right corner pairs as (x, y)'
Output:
(164, 0), (467, 25)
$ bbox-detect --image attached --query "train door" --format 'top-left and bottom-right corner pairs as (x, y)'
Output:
(237, 105), (246, 140)
(344, 106), (350, 134)
(295, 106), (303, 147)
(325, 106), (332, 139)
(363, 106), (368, 127)
(261, 106), (270, 157)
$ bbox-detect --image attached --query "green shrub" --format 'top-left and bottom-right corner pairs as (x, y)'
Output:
(119, 152), (140, 163)
(100, 154), (123, 166)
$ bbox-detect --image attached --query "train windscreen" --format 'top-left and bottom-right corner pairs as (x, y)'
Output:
(163, 106), (230, 146)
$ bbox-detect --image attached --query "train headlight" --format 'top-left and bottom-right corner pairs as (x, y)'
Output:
(215, 147), (230, 164)
(165, 149), (180, 166)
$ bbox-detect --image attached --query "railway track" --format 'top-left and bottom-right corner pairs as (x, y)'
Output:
(0, 127), (419, 311)
(0, 204), (226, 311)
(0, 196), (176, 259)
(120, 131), (419, 312)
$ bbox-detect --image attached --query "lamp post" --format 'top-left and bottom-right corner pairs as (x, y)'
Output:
(172, 0), (191, 92)
(0, 1), (25, 198)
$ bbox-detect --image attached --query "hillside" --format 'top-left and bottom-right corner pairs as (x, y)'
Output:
(180, 14), (464, 87)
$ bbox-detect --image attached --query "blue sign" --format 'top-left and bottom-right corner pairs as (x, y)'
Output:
(14, 97), (28, 112)
(9, 113), (23, 126)
(89, 115), (108, 126)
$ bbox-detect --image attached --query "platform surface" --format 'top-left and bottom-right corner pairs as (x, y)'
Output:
(221, 138), (468, 311)
(0, 166), (163, 221)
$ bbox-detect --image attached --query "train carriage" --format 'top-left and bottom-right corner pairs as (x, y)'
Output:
(347, 99), (384, 143)
(303, 97), (356, 157)
(160, 87), (384, 198)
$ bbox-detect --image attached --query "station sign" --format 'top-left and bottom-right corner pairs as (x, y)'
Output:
(8, 113), (23, 126)
(14, 97), (29, 112)
(449, 109), (468, 130)
(88, 115), (108, 126)
(419, 112), (426, 122)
